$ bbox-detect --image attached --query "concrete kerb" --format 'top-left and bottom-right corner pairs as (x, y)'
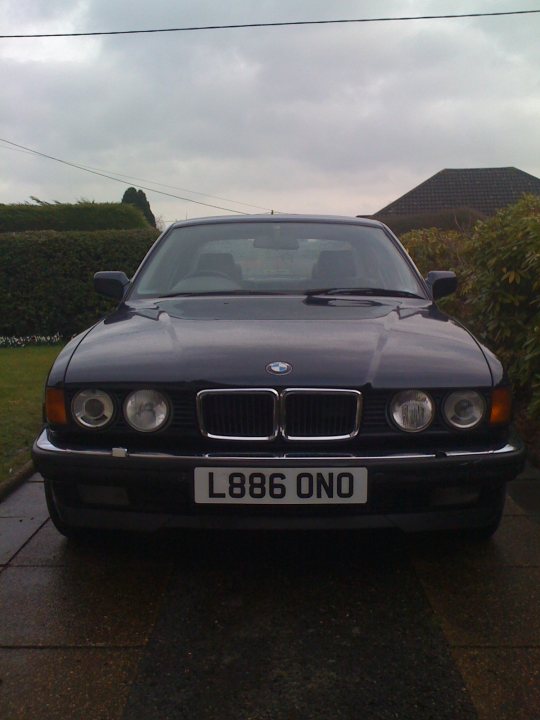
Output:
(0, 460), (35, 503)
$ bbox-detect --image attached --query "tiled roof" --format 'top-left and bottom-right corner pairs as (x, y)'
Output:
(376, 167), (540, 216)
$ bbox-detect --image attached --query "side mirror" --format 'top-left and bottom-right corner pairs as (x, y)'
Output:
(94, 271), (130, 300)
(426, 271), (457, 300)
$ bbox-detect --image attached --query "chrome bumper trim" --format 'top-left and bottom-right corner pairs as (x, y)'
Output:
(34, 429), (523, 464)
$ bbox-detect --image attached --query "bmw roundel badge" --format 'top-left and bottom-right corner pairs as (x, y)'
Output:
(266, 361), (292, 375)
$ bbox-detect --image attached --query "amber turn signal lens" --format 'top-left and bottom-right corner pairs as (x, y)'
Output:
(45, 388), (67, 425)
(489, 387), (512, 425)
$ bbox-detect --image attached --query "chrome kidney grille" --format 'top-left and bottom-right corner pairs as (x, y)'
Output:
(197, 389), (362, 441)
(197, 389), (279, 441)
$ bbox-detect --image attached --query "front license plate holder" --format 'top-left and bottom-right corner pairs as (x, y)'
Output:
(194, 467), (368, 505)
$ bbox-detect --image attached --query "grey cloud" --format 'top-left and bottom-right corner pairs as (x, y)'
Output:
(1, 0), (540, 219)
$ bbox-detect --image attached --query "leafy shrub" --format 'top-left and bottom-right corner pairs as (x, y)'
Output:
(400, 227), (465, 275)
(0, 228), (159, 337)
(400, 227), (472, 322)
(366, 207), (485, 235)
(0, 202), (149, 232)
(466, 195), (540, 417)
(402, 196), (540, 418)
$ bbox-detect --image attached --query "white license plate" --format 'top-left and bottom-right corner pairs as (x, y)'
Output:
(194, 467), (368, 505)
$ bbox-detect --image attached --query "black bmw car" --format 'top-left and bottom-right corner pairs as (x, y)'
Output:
(33, 215), (525, 538)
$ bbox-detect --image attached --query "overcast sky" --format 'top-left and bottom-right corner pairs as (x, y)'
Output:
(1, 0), (539, 225)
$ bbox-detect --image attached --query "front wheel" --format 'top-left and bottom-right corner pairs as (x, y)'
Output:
(44, 479), (99, 541)
(460, 485), (506, 541)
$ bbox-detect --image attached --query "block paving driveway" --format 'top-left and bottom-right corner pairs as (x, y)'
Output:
(1, 466), (539, 720)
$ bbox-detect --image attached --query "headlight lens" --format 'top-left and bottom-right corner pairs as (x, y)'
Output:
(72, 389), (115, 429)
(390, 390), (434, 432)
(124, 389), (169, 432)
(443, 390), (486, 429)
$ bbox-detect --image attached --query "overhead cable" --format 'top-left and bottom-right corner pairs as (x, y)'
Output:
(0, 138), (253, 215)
(1, 10), (539, 39)
(1, 143), (272, 211)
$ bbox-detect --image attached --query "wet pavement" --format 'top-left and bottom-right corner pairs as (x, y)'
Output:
(0, 467), (539, 720)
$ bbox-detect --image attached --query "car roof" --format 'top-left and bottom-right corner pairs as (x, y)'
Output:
(166, 214), (387, 231)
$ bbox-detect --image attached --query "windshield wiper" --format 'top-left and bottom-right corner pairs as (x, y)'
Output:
(157, 288), (423, 300)
(304, 287), (423, 299)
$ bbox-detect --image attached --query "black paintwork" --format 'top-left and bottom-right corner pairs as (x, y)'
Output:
(426, 271), (458, 300)
(35, 215), (525, 536)
(94, 271), (130, 300)
(54, 296), (497, 390)
(46, 214), (502, 391)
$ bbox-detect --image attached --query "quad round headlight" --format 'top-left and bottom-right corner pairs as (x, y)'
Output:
(443, 391), (486, 430)
(390, 390), (434, 433)
(72, 389), (115, 429)
(124, 389), (169, 432)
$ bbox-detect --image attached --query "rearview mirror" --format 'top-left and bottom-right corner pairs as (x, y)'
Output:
(94, 271), (130, 300)
(426, 271), (457, 300)
(252, 225), (300, 249)
(253, 236), (299, 250)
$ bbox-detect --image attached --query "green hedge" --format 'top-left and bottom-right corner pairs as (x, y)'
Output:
(0, 202), (150, 232)
(0, 229), (159, 337)
(401, 195), (540, 418)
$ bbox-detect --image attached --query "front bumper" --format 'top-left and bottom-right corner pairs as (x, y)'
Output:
(33, 428), (526, 532)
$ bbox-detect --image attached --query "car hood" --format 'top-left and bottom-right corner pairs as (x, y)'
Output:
(62, 296), (493, 388)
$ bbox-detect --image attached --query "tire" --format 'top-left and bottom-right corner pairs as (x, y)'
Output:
(460, 485), (506, 541)
(44, 479), (98, 541)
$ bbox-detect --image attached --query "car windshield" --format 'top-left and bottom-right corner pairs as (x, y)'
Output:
(130, 221), (424, 299)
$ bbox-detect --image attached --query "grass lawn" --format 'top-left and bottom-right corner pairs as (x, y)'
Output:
(0, 345), (62, 489)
